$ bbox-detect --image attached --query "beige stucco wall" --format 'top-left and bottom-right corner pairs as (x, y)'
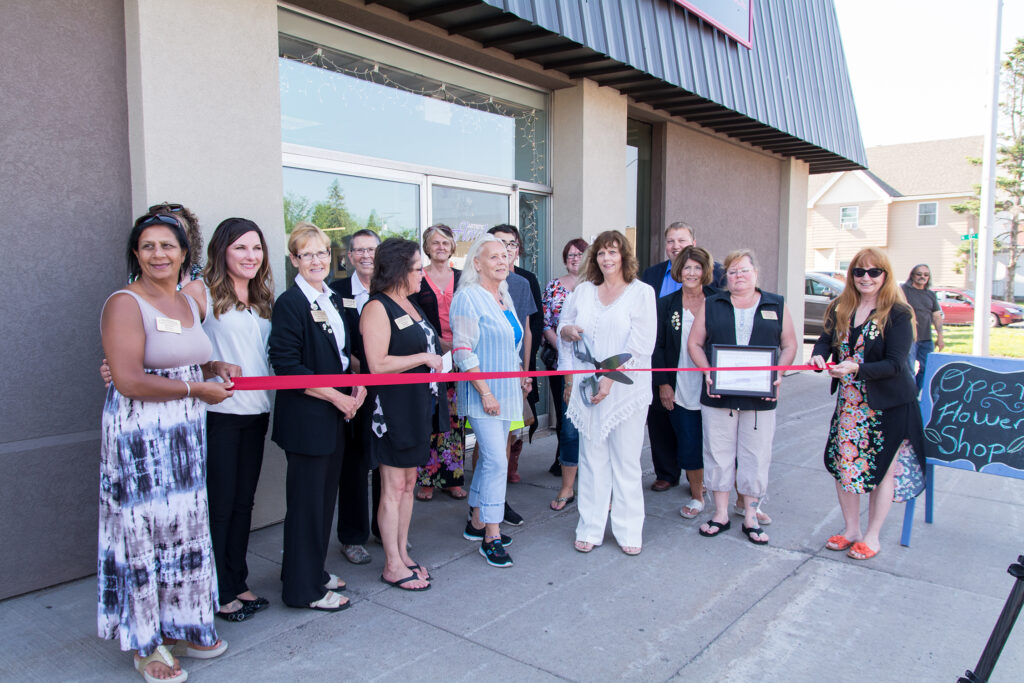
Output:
(660, 124), (783, 290)
(124, 0), (288, 527)
(551, 79), (628, 275)
(888, 199), (972, 288)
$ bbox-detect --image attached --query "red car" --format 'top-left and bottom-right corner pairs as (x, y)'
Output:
(932, 287), (1024, 327)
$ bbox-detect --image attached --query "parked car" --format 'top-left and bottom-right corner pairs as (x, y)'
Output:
(932, 287), (1024, 327)
(805, 272), (845, 336)
(811, 270), (847, 282)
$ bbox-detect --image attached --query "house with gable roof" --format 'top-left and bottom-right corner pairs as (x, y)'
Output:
(806, 136), (982, 286)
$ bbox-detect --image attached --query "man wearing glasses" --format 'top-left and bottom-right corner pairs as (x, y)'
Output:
(901, 263), (944, 391)
(329, 229), (382, 566)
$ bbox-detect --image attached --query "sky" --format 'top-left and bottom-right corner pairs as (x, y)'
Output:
(834, 0), (1024, 148)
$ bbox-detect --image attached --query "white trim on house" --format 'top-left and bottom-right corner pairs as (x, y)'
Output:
(806, 170), (893, 208)
(890, 192), (973, 202)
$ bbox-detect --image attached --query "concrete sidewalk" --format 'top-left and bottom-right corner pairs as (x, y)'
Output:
(2, 371), (1023, 682)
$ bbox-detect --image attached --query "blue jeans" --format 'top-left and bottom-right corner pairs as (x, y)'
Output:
(549, 377), (580, 466)
(907, 340), (934, 391)
(467, 416), (510, 524)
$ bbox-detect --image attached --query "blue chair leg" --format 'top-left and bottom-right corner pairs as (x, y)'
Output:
(901, 497), (915, 547)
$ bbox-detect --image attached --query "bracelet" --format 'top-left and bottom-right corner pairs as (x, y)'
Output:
(480, 391), (492, 397)
(183, 381), (191, 398)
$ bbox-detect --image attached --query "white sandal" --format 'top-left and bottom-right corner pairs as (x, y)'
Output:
(169, 639), (227, 660)
(733, 505), (772, 526)
(309, 590), (350, 612)
(680, 498), (705, 519)
(135, 644), (187, 683)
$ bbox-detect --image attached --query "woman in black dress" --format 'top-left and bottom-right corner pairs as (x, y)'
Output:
(360, 238), (446, 591)
(810, 247), (926, 560)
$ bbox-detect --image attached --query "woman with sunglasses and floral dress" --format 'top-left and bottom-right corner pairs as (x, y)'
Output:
(810, 248), (926, 560)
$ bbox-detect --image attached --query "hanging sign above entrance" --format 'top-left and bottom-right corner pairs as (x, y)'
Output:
(673, 0), (753, 48)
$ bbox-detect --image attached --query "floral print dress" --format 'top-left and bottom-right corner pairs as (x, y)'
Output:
(824, 320), (925, 501)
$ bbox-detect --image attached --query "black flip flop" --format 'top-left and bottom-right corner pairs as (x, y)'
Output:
(380, 573), (431, 591)
(742, 524), (769, 545)
(698, 519), (731, 537)
(407, 563), (431, 581)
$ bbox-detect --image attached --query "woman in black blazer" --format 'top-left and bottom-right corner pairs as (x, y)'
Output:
(269, 222), (366, 611)
(810, 247), (926, 561)
(652, 246), (717, 520)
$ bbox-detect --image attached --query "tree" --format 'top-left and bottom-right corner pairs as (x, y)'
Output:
(953, 37), (1024, 301)
(309, 180), (358, 247)
(283, 193), (311, 233)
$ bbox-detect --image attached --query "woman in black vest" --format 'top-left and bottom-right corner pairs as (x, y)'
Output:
(810, 248), (925, 561)
(688, 249), (797, 545)
(360, 238), (446, 591)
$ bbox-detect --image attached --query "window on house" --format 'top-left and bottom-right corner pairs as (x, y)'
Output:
(840, 206), (858, 230)
(918, 202), (938, 227)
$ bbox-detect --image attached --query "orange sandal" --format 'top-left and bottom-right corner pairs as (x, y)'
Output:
(826, 534), (854, 551)
(847, 542), (878, 560)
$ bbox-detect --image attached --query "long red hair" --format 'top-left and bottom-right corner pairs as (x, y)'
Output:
(826, 247), (912, 346)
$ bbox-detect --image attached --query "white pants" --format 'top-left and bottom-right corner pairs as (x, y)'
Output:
(576, 414), (646, 547)
(701, 406), (776, 499)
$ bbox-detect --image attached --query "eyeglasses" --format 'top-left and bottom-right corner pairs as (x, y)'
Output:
(566, 252), (583, 261)
(296, 249), (330, 262)
(726, 267), (754, 277)
(499, 239), (519, 250)
(852, 267), (885, 278)
(913, 271), (929, 278)
(350, 247), (376, 256)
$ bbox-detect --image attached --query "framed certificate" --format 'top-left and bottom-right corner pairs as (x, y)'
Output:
(710, 345), (778, 398)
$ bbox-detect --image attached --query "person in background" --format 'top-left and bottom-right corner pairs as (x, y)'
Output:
(485, 225), (538, 525)
(361, 238), (446, 590)
(269, 222), (366, 612)
(180, 218), (275, 623)
(688, 249), (797, 546)
(811, 248), (926, 560)
(329, 229), (381, 567)
(559, 230), (656, 555)
(451, 234), (529, 568)
(415, 224), (467, 502)
(652, 246), (716, 520)
(641, 221), (727, 495)
(542, 237), (588, 510)
(901, 263), (944, 391)
(99, 209), (233, 682)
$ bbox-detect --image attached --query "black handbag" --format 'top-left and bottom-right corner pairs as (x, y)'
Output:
(538, 341), (558, 369)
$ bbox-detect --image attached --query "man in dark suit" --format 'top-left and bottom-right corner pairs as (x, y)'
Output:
(328, 229), (380, 565)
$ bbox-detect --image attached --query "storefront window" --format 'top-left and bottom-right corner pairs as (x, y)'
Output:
(279, 35), (547, 185)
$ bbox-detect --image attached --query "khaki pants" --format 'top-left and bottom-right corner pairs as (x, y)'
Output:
(700, 405), (776, 499)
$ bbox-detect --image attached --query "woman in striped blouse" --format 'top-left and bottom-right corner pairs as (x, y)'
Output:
(450, 234), (531, 568)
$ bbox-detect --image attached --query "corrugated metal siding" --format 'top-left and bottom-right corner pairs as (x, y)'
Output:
(365, 0), (865, 171)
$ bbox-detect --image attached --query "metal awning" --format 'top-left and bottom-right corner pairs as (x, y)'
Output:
(366, 0), (866, 173)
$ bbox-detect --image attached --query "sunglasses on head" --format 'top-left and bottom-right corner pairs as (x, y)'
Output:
(852, 267), (884, 278)
(148, 203), (184, 213)
(137, 213), (182, 229)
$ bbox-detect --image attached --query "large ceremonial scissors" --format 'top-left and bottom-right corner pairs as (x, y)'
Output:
(572, 338), (632, 404)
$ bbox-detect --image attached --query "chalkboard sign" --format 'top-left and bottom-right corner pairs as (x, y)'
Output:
(919, 353), (1024, 480)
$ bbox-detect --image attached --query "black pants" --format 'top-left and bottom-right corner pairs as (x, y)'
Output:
(336, 407), (371, 546)
(282, 418), (344, 607)
(648, 403), (680, 484)
(206, 411), (269, 606)
(549, 374), (565, 453)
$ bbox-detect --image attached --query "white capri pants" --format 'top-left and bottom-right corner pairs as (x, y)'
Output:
(576, 414), (646, 547)
(701, 405), (776, 499)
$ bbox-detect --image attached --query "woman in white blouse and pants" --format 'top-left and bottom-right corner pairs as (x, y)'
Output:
(559, 230), (656, 555)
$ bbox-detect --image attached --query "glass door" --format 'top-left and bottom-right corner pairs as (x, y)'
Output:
(426, 178), (515, 269)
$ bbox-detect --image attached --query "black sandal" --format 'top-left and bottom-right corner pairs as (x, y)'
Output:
(216, 607), (251, 622)
(698, 519), (731, 537)
(742, 524), (769, 545)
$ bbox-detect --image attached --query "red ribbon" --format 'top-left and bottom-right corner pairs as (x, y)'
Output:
(230, 364), (821, 391)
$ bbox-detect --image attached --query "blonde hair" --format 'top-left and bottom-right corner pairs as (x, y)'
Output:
(579, 230), (639, 284)
(288, 221), (331, 256)
(722, 250), (759, 291)
(458, 234), (513, 309)
(826, 247), (913, 346)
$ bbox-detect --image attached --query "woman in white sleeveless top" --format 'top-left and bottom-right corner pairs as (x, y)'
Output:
(99, 210), (237, 683)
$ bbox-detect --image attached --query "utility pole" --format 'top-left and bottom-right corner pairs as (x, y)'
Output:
(974, 0), (1003, 355)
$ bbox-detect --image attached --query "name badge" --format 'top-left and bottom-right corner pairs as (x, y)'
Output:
(761, 310), (778, 320)
(311, 310), (328, 323)
(342, 298), (357, 309)
(155, 317), (182, 334)
(395, 314), (413, 330)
